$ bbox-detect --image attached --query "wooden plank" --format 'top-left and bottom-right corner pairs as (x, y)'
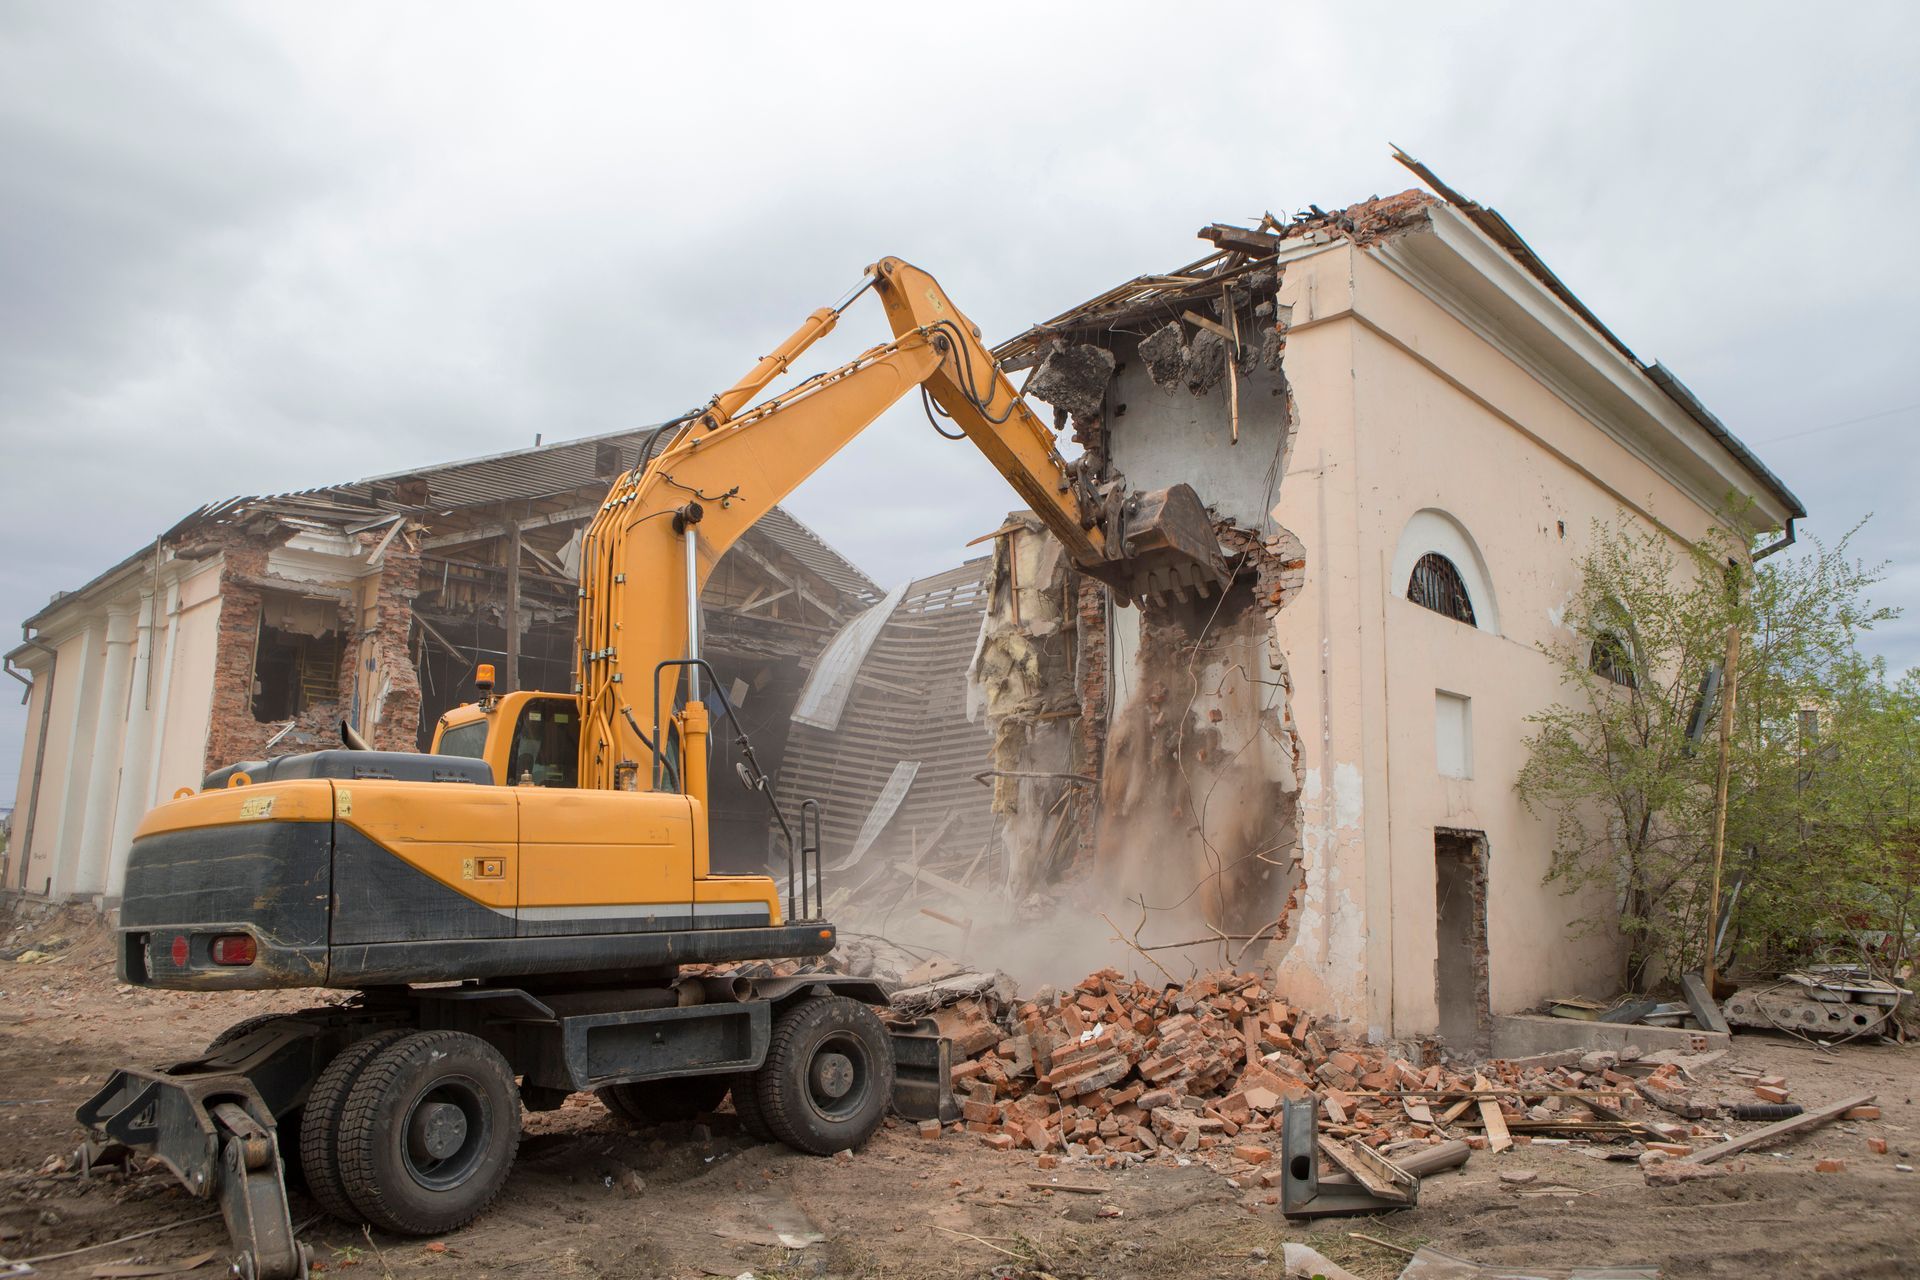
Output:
(1436, 1097), (1475, 1126)
(1474, 1073), (1512, 1153)
(1180, 309), (1235, 342)
(1316, 1137), (1409, 1203)
(1679, 1092), (1875, 1165)
(1681, 971), (1732, 1036)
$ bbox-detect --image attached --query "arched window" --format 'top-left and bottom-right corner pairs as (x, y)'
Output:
(1589, 630), (1638, 688)
(1408, 553), (1477, 626)
(1587, 600), (1640, 689)
(1391, 510), (1500, 635)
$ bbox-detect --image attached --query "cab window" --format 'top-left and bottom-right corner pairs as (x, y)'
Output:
(436, 719), (489, 761)
(509, 700), (580, 787)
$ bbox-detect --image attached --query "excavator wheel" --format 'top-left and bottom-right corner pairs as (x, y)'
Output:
(753, 996), (894, 1157)
(729, 1072), (775, 1142)
(595, 1074), (731, 1126)
(300, 1029), (413, 1223)
(335, 1031), (521, 1236)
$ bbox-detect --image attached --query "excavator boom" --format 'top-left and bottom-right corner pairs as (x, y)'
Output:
(576, 257), (1224, 791)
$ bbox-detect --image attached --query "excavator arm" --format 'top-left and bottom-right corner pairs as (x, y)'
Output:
(576, 257), (1222, 792)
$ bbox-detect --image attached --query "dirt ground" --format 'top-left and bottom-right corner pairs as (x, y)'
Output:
(3, 905), (1917, 1280)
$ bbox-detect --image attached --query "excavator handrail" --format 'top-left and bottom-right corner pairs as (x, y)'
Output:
(651, 656), (819, 922)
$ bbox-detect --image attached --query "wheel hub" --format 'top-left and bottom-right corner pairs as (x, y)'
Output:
(810, 1051), (855, 1100)
(410, 1100), (469, 1160)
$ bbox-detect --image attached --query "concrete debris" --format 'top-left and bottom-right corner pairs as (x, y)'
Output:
(907, 966), (1681, 1173)
(1182, 328), (1228, 395)
(1138, 322), (1186, 392)
(1028, 342), (1116, 422)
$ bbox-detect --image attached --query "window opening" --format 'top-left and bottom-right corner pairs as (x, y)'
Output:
(1589, 630), (1638, 688)
(436, 720), (489, 761)
(509, 698), (580, 787)
(252, 620), (341, 722)
(1408, 553), (1477, 625)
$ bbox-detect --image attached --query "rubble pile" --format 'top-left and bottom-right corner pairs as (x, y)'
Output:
(892, 965), (1776, 1179)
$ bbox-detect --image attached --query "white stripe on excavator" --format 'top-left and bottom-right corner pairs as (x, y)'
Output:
(513, 902), (772, 922)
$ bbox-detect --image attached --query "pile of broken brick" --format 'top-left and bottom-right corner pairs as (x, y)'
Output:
(886, 965), (1873, 1187)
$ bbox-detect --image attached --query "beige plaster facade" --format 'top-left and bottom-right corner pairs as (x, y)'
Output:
(9, 555), (223, 899)
(1262, 207), (1796, 1040)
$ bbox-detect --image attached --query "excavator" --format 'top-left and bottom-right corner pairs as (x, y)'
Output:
(77, 258), (1226, 1278)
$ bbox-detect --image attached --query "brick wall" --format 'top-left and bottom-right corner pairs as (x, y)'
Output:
(198, 521), (423, 775)
(360, 526), (422, 751)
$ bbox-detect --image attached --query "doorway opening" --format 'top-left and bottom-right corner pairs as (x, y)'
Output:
(1434, 828), (1490, 1054)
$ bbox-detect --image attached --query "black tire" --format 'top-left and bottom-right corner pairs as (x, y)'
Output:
(730, 1072), (774, 1142)
(300, 1030), (412, 1224)
(754, 996), (894, 1157)
(595, 1074), (730, 1126)
(336, 1031), (521, 1236)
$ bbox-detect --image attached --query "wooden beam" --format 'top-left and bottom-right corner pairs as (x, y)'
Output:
(1679, 1092), (1874, 1165)
(732, 586), (795, 615)
(1474, 1073), (1512, 1153)
(421, 502), (600, 551)
(1199, 223), (1286, 256)
(726, 536), (845, 623)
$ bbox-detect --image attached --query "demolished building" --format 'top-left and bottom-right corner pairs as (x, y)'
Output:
(2, 157), (1805, 1048)
(951, 158), (1802, 1045)
(3, 427), (883, 903)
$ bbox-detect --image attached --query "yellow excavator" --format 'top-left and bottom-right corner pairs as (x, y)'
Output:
(79, 259), (1225, 1278)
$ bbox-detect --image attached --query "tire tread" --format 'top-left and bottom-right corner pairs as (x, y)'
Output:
(755, 996), (894, 1156)
(299, 1030), (411, 1225)
(336, 1030), (519, 1236)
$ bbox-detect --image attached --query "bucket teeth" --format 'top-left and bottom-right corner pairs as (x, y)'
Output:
(1113, 483), (1226, 605)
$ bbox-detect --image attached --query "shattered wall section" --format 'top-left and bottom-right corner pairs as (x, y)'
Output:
(200, 524), (353, 774)
(354, 524), (423, 752)
(200, 520), (421, 775)
(1096, 532), (1305, 946)
(969, 515), (1092, 898)
(976, 260), (1312, 968)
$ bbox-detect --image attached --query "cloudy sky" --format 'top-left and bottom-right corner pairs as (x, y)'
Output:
(3, 2), (1917, 806)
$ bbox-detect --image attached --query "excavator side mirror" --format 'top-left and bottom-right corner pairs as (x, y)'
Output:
(735, 761), (762, 792)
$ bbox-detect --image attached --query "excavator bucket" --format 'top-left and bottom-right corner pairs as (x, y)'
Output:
(1111, 482), (1228, 605)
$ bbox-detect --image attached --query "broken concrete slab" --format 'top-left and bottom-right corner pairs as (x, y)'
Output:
(1182, 327), (1227, 394)
(1138, 321), (1186, 391)
(1028, 342), (1115, 421)
(1491, 1014), (1728, 1059)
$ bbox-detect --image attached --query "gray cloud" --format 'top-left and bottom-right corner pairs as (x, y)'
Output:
(5, 1), (1917, 803)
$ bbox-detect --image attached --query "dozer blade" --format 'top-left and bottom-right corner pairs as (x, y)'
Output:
(1111, 482), (1226, 605)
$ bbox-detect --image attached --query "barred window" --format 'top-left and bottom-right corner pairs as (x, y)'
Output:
(1408, 553), (1477, 626)
(1589, 630), (1638, 688)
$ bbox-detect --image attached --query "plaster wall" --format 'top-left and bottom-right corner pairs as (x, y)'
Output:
(9, 668), (55, 892)
(1269, 238), (1745, 1039)
(1107, 339), (1291, 531)
(154, 562), (223, 805)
